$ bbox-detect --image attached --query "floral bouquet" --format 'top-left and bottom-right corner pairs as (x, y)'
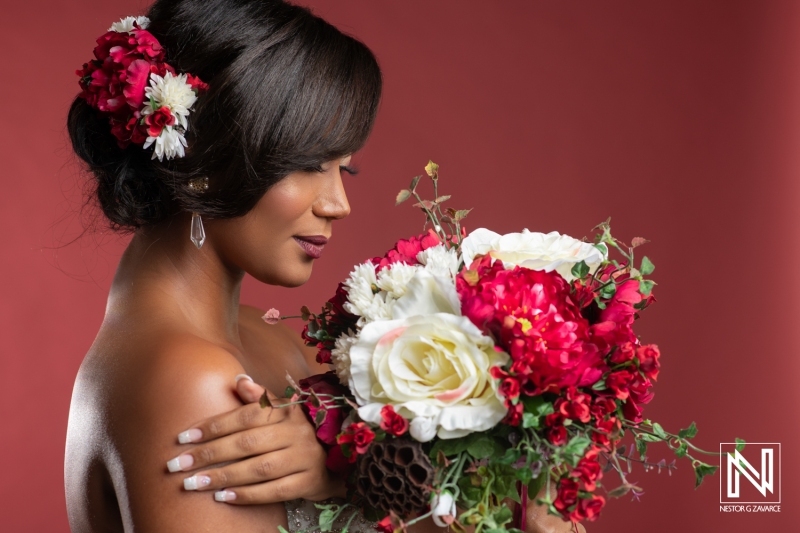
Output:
(266, 162), (736, 533)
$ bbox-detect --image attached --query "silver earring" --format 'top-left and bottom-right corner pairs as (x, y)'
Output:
(190, 212), (206, 249)
(187, 178), (209, 249)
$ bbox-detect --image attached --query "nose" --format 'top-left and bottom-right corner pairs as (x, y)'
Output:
(314, 168), (351, 220)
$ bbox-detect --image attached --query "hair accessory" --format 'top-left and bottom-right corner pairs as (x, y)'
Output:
(76, 16), (209, 161)
(187, 177), (209, 192)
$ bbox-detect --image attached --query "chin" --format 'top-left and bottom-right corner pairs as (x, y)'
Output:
(255, 264), (314, 287)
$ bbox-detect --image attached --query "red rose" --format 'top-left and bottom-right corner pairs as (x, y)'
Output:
(591, 417), (620, 450)
(316, 348), (332, 365)
(604, 370), (633, 400)
(556, 386), (591, 423)
(546, 426), (568, 446)
(571, 447), (602, 491)
(376, 516), (395, 533)
(609, 341), (636, 364)
(503, 402), (523, 426)
(500, 377), (521, 400)
(636, 344), (660, 380)
(575, 494), (605, 521)
(325, 445), (352, 473)
(186, 73), (210, 92)
(299, 372), (347, 445)
(590, 397), (617, 419)
(337, 422), (375, 457)
(144, 107), (175, 137)
(554, 478), (579, 515)
(379, 405), (409, 436)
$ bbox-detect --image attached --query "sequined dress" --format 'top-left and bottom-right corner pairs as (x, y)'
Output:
(284, 499), (377, 533)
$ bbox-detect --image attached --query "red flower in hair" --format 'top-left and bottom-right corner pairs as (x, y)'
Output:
(144, 107), (175, 137)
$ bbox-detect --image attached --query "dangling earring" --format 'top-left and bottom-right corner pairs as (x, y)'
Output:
(187, 177), (209, 249)
(190, 212), (206, 249)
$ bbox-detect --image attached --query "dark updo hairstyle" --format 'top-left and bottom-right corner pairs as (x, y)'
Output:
(68, 0), (382, 231)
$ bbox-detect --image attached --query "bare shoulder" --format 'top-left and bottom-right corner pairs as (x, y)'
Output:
(238, 304), (320, 383)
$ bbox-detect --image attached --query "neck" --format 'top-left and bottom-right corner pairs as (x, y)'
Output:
(108, 214), (245, 348)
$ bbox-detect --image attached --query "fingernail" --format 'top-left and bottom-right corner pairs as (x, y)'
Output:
(215, 490), (236, 502)
(183, 475), (211, 491)
(235, 374), (253, 384)
(178, 428), (203, 444)
(166, 454), (194, 473)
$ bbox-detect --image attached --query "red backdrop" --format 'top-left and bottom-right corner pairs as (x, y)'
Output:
(2, 0), (798, 531)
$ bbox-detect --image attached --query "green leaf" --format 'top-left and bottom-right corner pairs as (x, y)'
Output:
(735, 438), (746, 452)
(640, 256), (655, 275)
(515, 465), (533, 484)
(678, 422), (698, 439)
(591, 379), (607, 391)
(635, 438), (647, 458)
(639, 279), (656, 297)
(607, 484), (631, 498)
(318, 508), (337, 532)
(527, 472), (546, 499)
(638, 433), (661, 443)
(278, 526), (291, 533)
(496, 447), (522, 465)
(430, 437), (471, 459)
(562, 435), (592, 465)
(467, 435), (504, 459)
(259, 390), (272, 409)
(571, 260), (590, 279)
(458, 475), (482, 507)
(652, 422), (667, 439)
(675, 440), (688, 458)
(454, 209), (473, 221)
(522, 412), (542, 429)
(395, 189), (411, 205)
(435, 195), (451, 204)
(410, 175), (422, 191)
(492, 505), (514, 527)
(284, 386), (296, 398)
(599, 282), (617, 299)
(694, 462), (719, 489)
(521, 395), (555, 417)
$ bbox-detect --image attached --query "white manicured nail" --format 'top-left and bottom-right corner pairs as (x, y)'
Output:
(215, 490), (236, 502)
(178, 428), (203, 444)
(235, 374), (253, 383)
(184, 475), (211, 490)
(166, 454), (194, 473)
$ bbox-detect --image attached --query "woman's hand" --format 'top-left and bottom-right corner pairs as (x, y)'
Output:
(166, 375), (344, 504)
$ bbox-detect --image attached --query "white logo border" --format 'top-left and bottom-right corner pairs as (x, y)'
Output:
(719, 442), (781, 504)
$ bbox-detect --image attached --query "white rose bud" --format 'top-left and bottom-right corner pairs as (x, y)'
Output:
(431, 490), (457, 527)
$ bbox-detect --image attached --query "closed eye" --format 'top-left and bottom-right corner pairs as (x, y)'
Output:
(339, 165), (358, 176)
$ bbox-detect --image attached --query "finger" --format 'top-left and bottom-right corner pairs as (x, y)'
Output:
(183, 448), (302, 492)
(168, 424), (293, 473)
(235, 374), (267, 404)
(176, 399), (288, 445)
(211, 473), (313, 505)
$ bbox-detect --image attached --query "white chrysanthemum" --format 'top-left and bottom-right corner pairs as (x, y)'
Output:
(109, 16), (150, 33)
(343, 262), (390, 325)
(376, 262), (419, 300)
(143, 72), (198, 129)
(417, 244), (459, 278)
(330, 329), (358, 385)
(143, 127), (187, 161)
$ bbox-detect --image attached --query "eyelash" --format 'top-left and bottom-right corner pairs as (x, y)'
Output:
(309, 165), (358, 175)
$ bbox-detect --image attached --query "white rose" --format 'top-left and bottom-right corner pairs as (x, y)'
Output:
(461, 228), (607, 282)
(350, 313), (509, 441)
(390, 270), (461, 319)
(431, 491), (457, 527)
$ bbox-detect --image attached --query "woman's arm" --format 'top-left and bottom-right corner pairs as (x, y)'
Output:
(112, 336), (289, 531)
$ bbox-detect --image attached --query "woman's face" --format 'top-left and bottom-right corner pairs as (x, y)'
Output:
(206, 156), (352, 287)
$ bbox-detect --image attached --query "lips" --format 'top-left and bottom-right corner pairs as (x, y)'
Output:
(294, 235), (328, 259)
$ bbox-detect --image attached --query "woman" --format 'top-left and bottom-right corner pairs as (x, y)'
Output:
(65, 1), (581, 531)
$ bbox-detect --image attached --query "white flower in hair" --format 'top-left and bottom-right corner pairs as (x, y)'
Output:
(143, 72), (198, 129)
(144, 127), (188, 161)
(109, 16), (150, 33)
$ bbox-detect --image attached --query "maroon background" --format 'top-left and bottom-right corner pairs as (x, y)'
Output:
(2, 0), (798, 531)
